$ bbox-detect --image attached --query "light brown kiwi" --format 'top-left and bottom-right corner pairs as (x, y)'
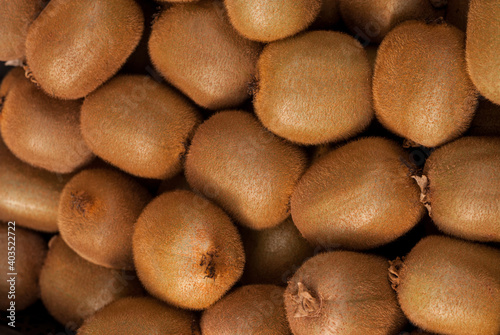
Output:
(148, 0), (261, 110)
(373, 20), (478, 147)
(285, 251), (406, 335)
(133, 190), (245, 310)
(25, 0), (144, 99)
(201, 284), (290, 335)
(446, 0), (470, 31)
(254, 30), (373, 145)
(389, 235), (500, 335)
(185, 110), (307, 230)
(81, 75), (201, 179)
(467, 99), (500, 136)
(0, 224), (47, 311)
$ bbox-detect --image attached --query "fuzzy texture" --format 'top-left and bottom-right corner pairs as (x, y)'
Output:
(423, 136), (500, 242)
(446, 0), (470, 31)
(467, 99), (500, 136)
(254, 31), (373, 145)
(58, 168), (152, 270)
(133, 190), (245, 310)
(25, 0), (144, 99)
(224, 0), (321, 42)
(0, 224), (47, 311)
(373, 21), (478, 147)
(291, 137), (424, 250)
(148, 1), (261, 110)
(395, 235), (500, 335)
(311, 0), (340, 29)
(201, 285), (290, 335)
(81, 75), (200, 179)
(185, 111), (307, 230)
(284, 251), (406, 335)
(466, 0), (500, 105)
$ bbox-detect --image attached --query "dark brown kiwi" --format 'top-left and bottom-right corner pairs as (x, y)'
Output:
(446, 0), (470, 31)
(310, 0), (340, 29)
(467, 99), (500, 136)
(157, 172), (191, 195)
(0, 67), (25, 101)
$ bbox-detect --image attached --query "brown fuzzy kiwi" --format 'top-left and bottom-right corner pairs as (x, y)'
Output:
(285, 251), (406, 335)
(58, 168), (152, 270)
(148, 0), (261, 110)
(446, 0), (470, 31)
(185, 110), (307, 230)
(77, 296), (199, 335)
(467, 99), (500, 136)
(133, 190), (245, 310)
(81, 75), (201, 179)
(0, 224), (47, 311)
(389, 235), (500, 335)
(39, 236), (144, 327)
(373, 20), (478, 147)
(25, 0), (144, 99)
(254, 30), (373, 145)
(291, 137), (424, 250)
(310, 0), (340, 29)
(466, 0), (500, 105)
(201, 284), (290, 335)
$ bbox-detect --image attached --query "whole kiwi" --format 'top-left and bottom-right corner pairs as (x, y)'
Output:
(39, 236), (144, 327)
(291, 137), (424, 250)
(0, 224), (47, 311)
(201, 284), (290, 335)
(25, 0), (144, 99)
(148, 0), (261, 110)
(185, 110), (307, 230)
(254, 30), (373, 145)
(389, 235), (500, 335)
(285, 251), (406, 335)
(133, 190), (245, 310)
(467, 99), (500, 136)
(373, 20), (478, 147)
(446, 0), (470, 31)
(81, 75), (201, 179)
(58, 168), (152, 270)
(77, 296), (199, 335)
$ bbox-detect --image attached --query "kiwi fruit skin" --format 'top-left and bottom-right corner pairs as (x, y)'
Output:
(0, 224), (47, 311)
(254, 30), (373, 145)
(422, 136), (500, 242)
(285, 251), (406, 335)
(393, 235), (500, 335)
(446, 0), (470, 31)
(25, 0), (144, 100)
(224, 0), (321, 42)
(148, 1), (261, 110)
(81, 75), (201, 179)
(133, 190), (245, 310)
(77, 296), (199, 335)
(201, 284), (290, 335)
(373, 21), (478, 147)
(185, 110), (307, 230)
(466, 0), (500, 105)
(467, 99), (500, 136)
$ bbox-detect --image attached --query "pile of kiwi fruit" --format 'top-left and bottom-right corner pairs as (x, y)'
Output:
(0, 0), (499, 334)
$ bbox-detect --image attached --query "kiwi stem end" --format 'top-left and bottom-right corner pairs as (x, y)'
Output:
(388, 257), (405, 291)
(291, 282), (322, 318)
(411, 175), (432, 215)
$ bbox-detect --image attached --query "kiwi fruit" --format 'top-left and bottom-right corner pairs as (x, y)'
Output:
(467, 99), (500, 136)
(446, 0), (470, 31)
(77, 296), (199, 335)
(40, 235), (144, 327)
(201, 284), (290, 335)
(373, 20), (478, 147)
(310, 0), (340, 29)
(133, 190), (245, 310)
(254, 30), (373, 145)
(81, 74), (200, 179)
(389, 235), (500, 335)
(25, 0), (144, 99)
(224, 0), (321, 42)
(185, 110), (307, 230)
(466, 0), (500, 105)
(285, 251), (406, 335)
(0, 224), (47, 311)
(0, 67), (25, 101)
(148, 0), (261, 110)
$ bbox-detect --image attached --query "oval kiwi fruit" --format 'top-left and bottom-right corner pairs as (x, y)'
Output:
(81, 74), (200, 179)
(285, 251), (406, 335)
(291, 137), (424, 250)
(389, 235), (500, 335)
(148, 0), (261, 110)
(467, 99), (500, 136)
(185, 110), (307, 230)
(254, 30), (373, 145)
(201, 284), (290, 335)
(133, 190), (245, 310)
(373, 20), (478, 147)
(25, 0), (144, 99)
(446, 0), (470, 31)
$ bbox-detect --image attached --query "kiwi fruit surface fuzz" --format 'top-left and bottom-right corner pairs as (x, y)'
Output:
(467, 99), (500, 136)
